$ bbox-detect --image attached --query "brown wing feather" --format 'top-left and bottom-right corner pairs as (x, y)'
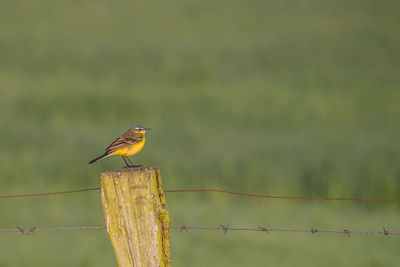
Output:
(105, 131), (143, 154)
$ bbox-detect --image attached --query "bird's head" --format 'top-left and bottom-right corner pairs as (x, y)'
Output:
(130, 125), (151, 134)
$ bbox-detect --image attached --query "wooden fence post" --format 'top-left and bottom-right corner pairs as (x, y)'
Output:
(100, 167), (171, 267)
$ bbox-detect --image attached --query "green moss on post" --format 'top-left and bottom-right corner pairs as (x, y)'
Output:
(100, 167), (171, 267)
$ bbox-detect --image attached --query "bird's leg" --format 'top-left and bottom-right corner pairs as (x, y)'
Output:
(122, 156), (132, 167)
(122, 156), (143, 168)
(126, 157), (134, 165)
(127, 156), (143, 168)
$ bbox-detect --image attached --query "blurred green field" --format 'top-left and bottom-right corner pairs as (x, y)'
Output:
(0, 0), (399, 266)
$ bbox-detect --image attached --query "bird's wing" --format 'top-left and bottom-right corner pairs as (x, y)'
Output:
(105, 133), (143, 154)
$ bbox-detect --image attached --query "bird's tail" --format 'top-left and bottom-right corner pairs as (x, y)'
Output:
(89, 153), (110, 164)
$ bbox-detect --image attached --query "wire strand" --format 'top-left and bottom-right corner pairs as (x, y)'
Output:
(0, 187), (101, 199)
(164, 189), (400, 203)
(170, 225), (398, 236)
(1, 225), (397, 237)
(0, 226), (105, 234)
(0, 187), (399, 204)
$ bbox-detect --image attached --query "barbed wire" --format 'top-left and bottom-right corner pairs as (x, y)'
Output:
(0, 226), (105, 235)
(171, 225), (399, 236)
(1, 225), (398, 237)
(1, 187), (399, 204)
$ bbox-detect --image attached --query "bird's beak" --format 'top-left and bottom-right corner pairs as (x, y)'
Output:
(145, 128), (151, 131)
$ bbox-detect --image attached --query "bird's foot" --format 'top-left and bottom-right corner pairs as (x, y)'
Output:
(123, 164), (143, 169)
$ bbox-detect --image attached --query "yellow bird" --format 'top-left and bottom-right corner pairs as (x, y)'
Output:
(89, 125), (150, 167)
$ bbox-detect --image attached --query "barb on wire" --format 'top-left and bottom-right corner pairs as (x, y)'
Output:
(180, 225), (189, 233)
(219, 224), (230, 235)
(170, 225), (400, 236)
(164, 189), (400, 203)
(343, 229), (351, 237)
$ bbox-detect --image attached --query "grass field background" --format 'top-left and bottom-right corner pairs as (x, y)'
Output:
(0, 0), (399, 266)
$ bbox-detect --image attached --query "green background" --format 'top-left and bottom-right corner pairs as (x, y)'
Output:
(1, 0), (399, 266)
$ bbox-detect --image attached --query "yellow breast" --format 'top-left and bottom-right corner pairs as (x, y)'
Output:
(111, 135), (145, 157)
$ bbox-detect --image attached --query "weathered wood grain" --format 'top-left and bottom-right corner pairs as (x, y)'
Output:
(101, 167), (170, 267)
